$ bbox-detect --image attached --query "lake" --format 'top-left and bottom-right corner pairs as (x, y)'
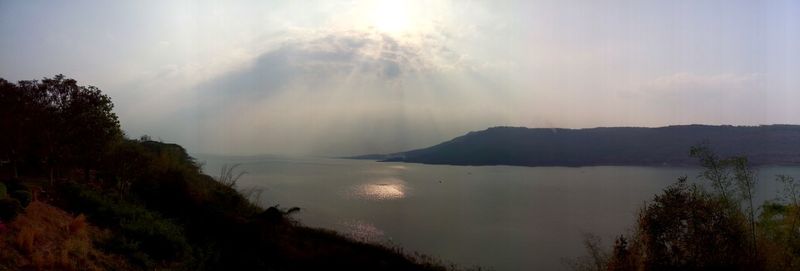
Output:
(196, 155), (799, 271)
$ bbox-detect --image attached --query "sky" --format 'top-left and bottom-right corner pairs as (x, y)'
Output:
(1, 0), (799, 156)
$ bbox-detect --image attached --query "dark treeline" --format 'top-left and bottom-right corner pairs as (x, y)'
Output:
(0, 75), (453, 270)
(0, 75), (120, 181)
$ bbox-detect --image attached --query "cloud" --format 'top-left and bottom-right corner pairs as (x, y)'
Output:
(199, 29), (465, 99)
(160, 28), (507, 156)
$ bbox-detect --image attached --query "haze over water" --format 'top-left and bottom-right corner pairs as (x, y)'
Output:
(199, 155), (799, 270)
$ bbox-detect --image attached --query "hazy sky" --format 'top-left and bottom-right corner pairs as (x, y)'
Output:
(1, 0), (798, 155)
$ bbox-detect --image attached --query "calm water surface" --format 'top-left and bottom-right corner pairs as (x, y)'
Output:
(197, 155), (799, 271)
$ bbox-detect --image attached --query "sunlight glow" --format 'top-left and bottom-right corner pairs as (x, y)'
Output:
(351, 180), (407, 200)
(371, 0), (413, 33)
(361, 183), (405, 200)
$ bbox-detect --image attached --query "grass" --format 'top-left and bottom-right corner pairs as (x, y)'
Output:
(0, 201), (133, 271)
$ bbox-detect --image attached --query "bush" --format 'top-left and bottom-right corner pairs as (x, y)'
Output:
(635, 180), (750, 269)
(59, 182), (191, 263)
(119, 213), (191, 261)
(10, 190), (32, 207)
(577, 179), (753, 271)
(0, 198), (22, 221)
(578, 146), (774, 271)
(3, 179), (28, 192)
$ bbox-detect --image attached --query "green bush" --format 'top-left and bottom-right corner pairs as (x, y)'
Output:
(120, 213), (191, 261)
(59, 182), (191, 263)
(0, 183), (7, 199)
(10, 190), (32, 207)
(3, 180), (28, 192)
(0, 198), (22, 221)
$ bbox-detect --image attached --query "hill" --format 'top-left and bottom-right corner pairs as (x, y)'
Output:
(354, 125), (800, 167)
(0, 75), (453, 270)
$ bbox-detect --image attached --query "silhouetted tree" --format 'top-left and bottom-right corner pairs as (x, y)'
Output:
(636, 178), (750, 270)
(575, 146), (777, 271)
(607, 236), (637, 271)
(0, 75), (122, 182)
(691, 144), (759, 260)
(0, 78), (25, 177)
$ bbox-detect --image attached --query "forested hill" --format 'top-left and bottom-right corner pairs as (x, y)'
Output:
(353, 125), (800, 167)
(0, 75), (449, 270)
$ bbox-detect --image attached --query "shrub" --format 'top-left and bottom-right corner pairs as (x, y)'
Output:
(0, 198), (22, 221)
(15, 225), (39, 254)
(3, 180), (28, 193)
(58, 182), (191, 263)
(634, 180), (750, 270)
(63, 237), (92, 263)
(68, 214), (88, 236)
(119, 213), (191, 261)
(583, 179), (753, 271)
(10, 190), (32, 207)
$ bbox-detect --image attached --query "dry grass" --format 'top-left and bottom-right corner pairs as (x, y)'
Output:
(0, 202), (133, 271)
(68, 214), (87, 236)
(15, 225), (39, 254)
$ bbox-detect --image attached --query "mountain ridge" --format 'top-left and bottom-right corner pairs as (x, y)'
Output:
(349, 124), (800, 167)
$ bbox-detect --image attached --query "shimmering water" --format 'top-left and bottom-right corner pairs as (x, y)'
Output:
(197, 155), (799, 271)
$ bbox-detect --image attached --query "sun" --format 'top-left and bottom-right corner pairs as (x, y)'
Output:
(371, 0), (412, 33)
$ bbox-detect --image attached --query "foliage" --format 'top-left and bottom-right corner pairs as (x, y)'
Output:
(564, 233), (609, 271)
(635, 179), (750, 269)
(59, 182), (191, 264)
(690, 144), (760, 259)
(2, 180), (34, 207)
(757, 175), (800, 270)
(11, 190), (32, 208)
(0, 198), (22, 221)
(606, 236), (637, 271)
(0, 75), (458, 271)
(0, 75), (122, 180)
(574, 146), (800, 271)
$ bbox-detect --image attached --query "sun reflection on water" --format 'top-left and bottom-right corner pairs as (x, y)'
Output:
(387, 165), (407, 170)
(351, 178), (407, 200)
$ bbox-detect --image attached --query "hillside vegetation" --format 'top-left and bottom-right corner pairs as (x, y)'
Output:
(569, 145), (800, 271)
(0, 75), (454, 270)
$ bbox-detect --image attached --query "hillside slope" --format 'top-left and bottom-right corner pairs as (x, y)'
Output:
(357, 125), (800, 167)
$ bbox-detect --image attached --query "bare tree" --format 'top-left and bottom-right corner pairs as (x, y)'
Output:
(731, 157), (758, 260)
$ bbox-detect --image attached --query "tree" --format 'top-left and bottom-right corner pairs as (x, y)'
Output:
(0, 78), (26, 177)
(581, 146), (770, 271)
(0, 75), (122, 182)
(635, 178), (750, 270)
(59, 79), (122, 180)
(691, 144), (759, 260)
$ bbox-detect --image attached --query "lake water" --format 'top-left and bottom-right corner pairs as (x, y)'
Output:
(196, 155), (800, 271)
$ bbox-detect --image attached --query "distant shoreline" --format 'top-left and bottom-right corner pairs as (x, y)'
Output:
(348, 124), (800, 168)
(347, 157), (800, 169)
